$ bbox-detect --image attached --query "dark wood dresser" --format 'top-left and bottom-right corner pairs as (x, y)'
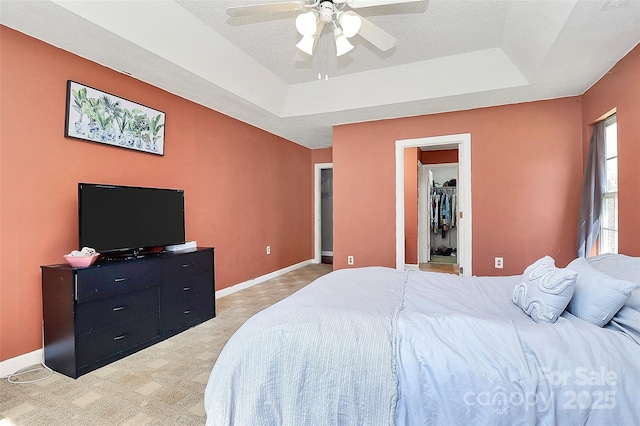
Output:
(41, 247), (215, 378)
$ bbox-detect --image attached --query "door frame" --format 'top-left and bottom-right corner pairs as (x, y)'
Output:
(395, 134), (472, 275)
(314, 162), (333, 264)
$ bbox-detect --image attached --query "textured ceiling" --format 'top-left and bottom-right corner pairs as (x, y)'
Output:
(2, 0), (640, 149)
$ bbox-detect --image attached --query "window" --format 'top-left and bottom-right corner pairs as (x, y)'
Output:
(600, 115), (618, 254)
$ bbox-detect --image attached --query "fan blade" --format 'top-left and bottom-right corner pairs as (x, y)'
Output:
(227, 1), (307, 17)
(344, 0), (423, 8)
(357, 15), (396, 51)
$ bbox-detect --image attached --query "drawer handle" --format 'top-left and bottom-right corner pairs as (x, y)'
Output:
(112, 306), (126, 312)
(114, 277), (129, 283)
(183, 309), (193, 315)
(182, 263), (193, 268)
(113, 334), (128, 341)
(183, 286), (192, 291)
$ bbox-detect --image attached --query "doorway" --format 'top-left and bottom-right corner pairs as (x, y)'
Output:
(395, 134), (472, 276)
(419, 163), (459, 273)
(314, 163), (333, 264)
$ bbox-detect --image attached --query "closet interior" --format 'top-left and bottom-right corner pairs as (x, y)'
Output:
(429, 182), (457, 263)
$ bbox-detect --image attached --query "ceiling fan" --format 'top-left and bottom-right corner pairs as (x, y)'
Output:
(227, 0), (424, 56)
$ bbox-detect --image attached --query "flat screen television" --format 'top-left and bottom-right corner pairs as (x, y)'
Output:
(79, 183), (185, 256)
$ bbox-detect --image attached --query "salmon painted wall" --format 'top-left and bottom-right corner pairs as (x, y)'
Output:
(311, 148), (333, 165)
(421, 149), (458, 164)
(404, 148), (419, 264)
(0, 27), (312, 362)
(333, 98), (584, 274)
(582, 43), (640, 256)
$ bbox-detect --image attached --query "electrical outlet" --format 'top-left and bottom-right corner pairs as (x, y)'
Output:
(266, 245), (271, 255)
(495, 257), (503, 269)
(347, 255), (354, 265)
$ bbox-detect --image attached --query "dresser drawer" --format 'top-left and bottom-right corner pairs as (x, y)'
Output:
(161, 293), (214, 333)
(161, 250), (212, 280)
(76, 287), (159, 335)
(76, 261), (160, 303)
(76, 313), (159, 367)
(160, 271), (213, 308)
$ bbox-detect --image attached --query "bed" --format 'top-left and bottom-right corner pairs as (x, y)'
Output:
(204, 255), (640, 425)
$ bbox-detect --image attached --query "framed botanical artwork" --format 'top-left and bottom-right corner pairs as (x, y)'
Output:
(65, 80), (166, 155)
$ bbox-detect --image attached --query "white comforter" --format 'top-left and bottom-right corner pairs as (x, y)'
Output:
(205, 267), (640, 425)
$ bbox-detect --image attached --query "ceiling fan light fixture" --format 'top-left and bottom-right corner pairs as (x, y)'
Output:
(334, 27), (354, 56)
(295, 10), (318, 37)
(296, 35), (316, 56)
(337, 11), (362, 38)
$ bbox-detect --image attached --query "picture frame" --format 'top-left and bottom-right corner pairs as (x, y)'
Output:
(64, 80), (166, 156)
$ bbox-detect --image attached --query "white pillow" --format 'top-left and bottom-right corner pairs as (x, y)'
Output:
(588, 254), (640, 310)
(567, 257), (638, 327)
(512, 256), (577, 323)
(587, 253), (640, 284)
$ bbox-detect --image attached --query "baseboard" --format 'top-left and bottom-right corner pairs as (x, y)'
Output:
(215, 259), (313, 299)
(0, 348), (43, 378)
(404, 264), (419, 271)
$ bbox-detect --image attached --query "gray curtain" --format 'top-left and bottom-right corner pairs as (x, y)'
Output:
(576, 121), (605, 258)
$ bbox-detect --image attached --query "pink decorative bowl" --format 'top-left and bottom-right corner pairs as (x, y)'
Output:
(64, 253), (100, 267)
